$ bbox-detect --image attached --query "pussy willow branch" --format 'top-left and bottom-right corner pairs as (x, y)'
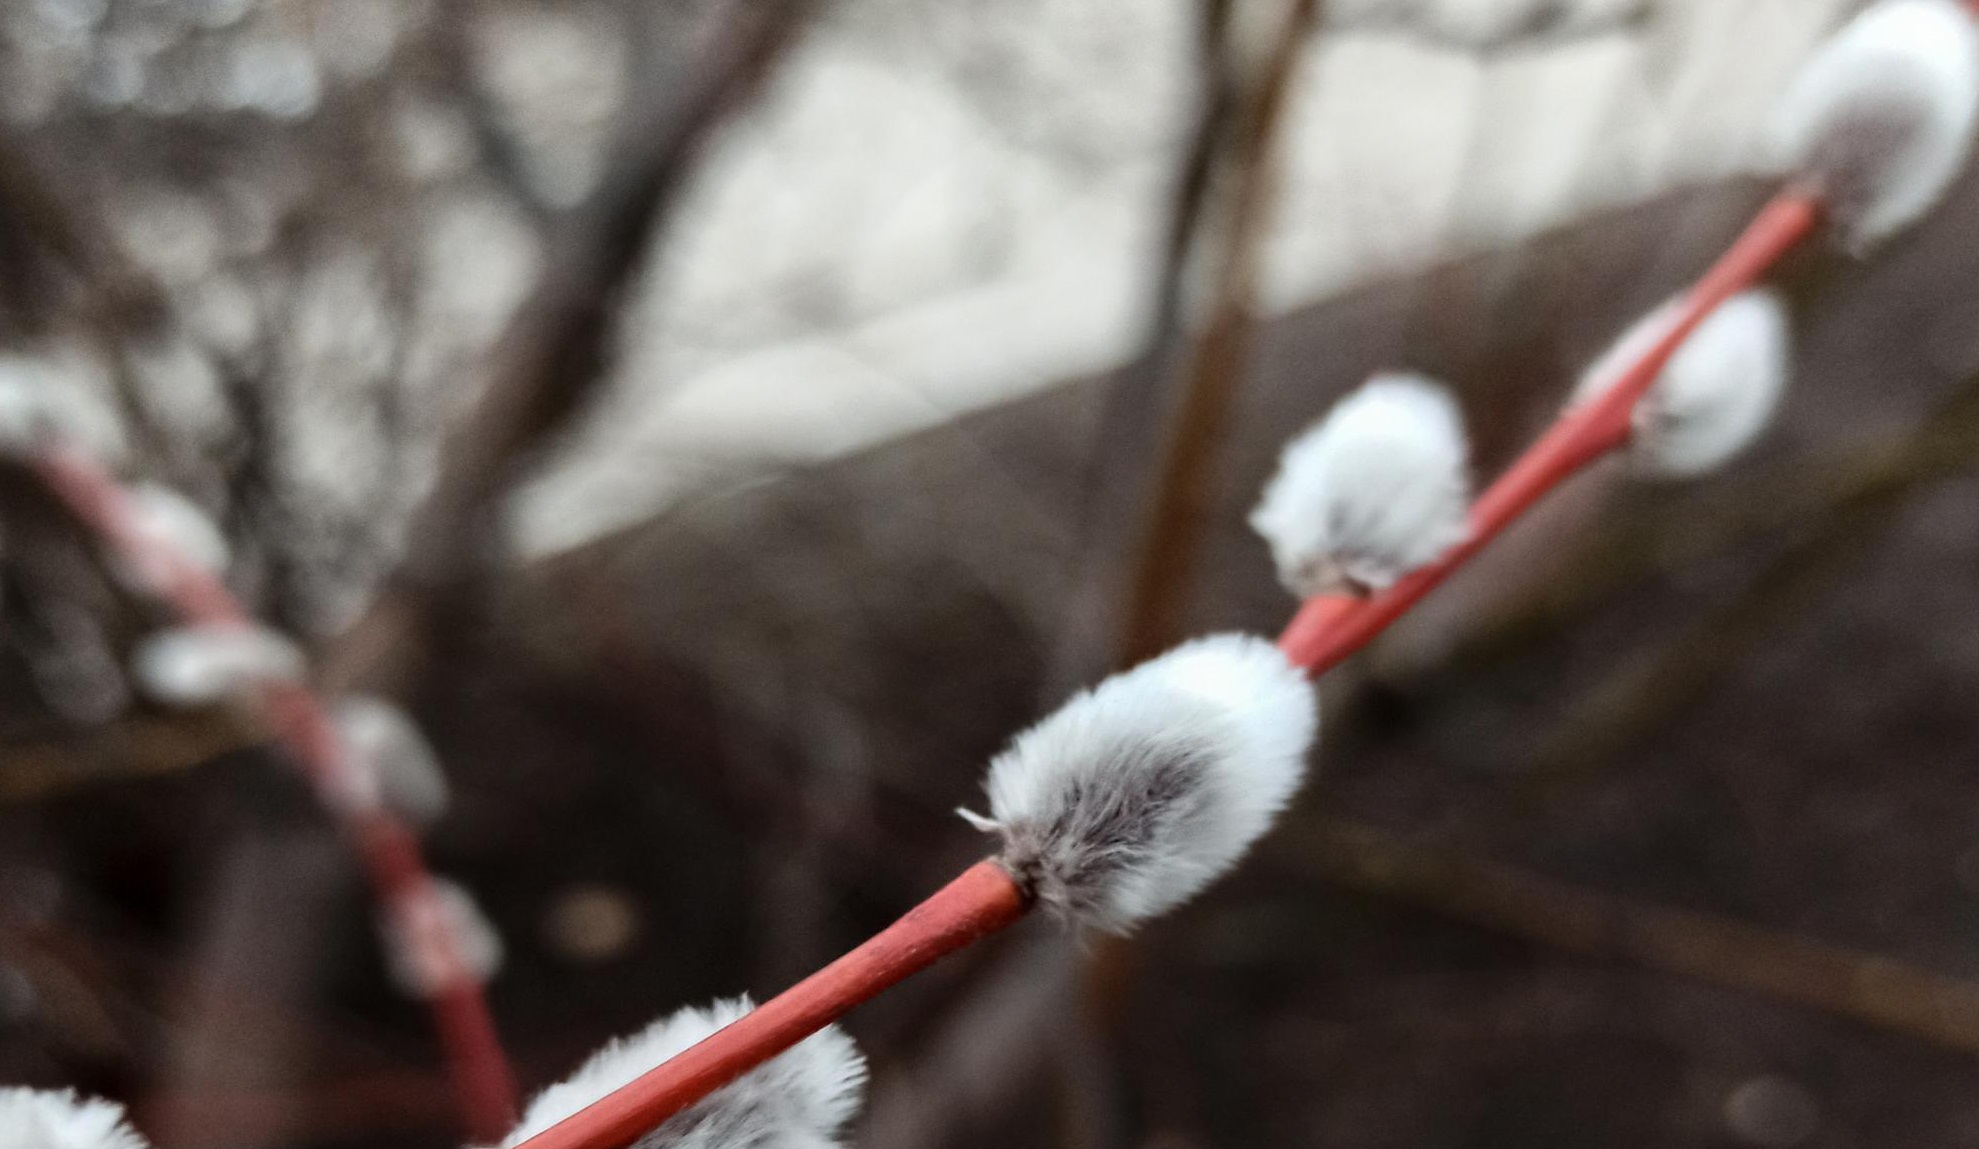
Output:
(1277, 190), (1822, 671)
(511, 862), (1029, 1149)
(1519, 370), (1979, 802)
(27, 443), (519, 1141)
(1390, 368), (1979, 713)
(898, 4), (1234, 1131)
(9, 10), (811, 1125)
(0, 136), (517, 1135)
(508, 184), (1834, 1149)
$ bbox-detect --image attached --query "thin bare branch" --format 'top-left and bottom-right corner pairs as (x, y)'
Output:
(326, 0), (815, 693)
(1286, 815), (1979, 1056)
(1113, 0), (1323, 666)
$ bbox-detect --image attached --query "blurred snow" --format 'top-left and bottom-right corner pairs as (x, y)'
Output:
(515, 0), (1858, 553)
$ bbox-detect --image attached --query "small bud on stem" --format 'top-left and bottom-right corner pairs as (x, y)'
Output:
(1250, 375), (1472, 596)
(1769, 0), (1979, 250)
(1574, 290), (1792, 478)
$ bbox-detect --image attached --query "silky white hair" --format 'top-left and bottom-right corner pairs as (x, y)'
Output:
(966, 634), (1316, 935)
(1249, 374), (1470, 596)
(334, 696), (451, 826)
(129, 624), (304, 707)
(0, 1089), (148, 1149)
(1574, 290), (1791, 478)
(495, 998), (867, 1149)
(112, 484), (230, 595)
(1768, 0), (1979, 249)
(381, 877), (505, 999)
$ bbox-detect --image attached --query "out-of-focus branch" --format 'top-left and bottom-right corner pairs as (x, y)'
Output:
(147, 828), (349, 1149)
(863, 2), (1282, 1139)
(1520, 376), (1979, 796)
(0, 135), (168, 341)
(860, 933), (1079, 1149)
(1113, 0), (1323, 666)
(31, 415), (523, 1137)
(0, 135), (178, 466)
(0, 133), (522, 1133)
(1401, 368), (1979, 801)
(1285, 815), (1979, 1056)
(5, 898), (429, 1095)
(1046, 0), (1238, 694)
(1520, 497), (1912, 799)
(430, 0), (560, 224)
(0, 711), (262, 804)
(325, 0), (814, 694)
(1061, 3), (1324, 1146)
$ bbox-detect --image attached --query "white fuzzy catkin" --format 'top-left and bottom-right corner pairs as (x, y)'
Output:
(129, 624), (305, 707)
(334, 696), (451, 826)
(1249, 373), (1471, 596)
(494, 998), (867, 1149)
(1768, 0), (1979, 249)
(1574, 290), (1791, 478)
(965, 633), (1316, 935)
(0, 1088), (148, 1149)
(113, 484), (230, 593)
(382, 877), (504, 999)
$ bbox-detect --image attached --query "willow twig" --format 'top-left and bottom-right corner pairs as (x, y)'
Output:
(1286, 815), (1979, 1056)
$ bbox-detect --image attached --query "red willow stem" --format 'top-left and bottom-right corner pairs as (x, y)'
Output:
(508, 188), (1826, 1149)
(27, 445), (519, 1141)
(1277, 190), (1823, 675)
(510, 861), (1030, 1149)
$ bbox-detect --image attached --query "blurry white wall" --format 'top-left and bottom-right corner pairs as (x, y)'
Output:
(516, 0), (1855, 553)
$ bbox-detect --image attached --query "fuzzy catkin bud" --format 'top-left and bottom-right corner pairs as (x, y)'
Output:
(334, 696), (451, 827)
(965, 633), (1316, 935)
(129, 624), (304, 707)
(1574, 290), (1791, 478)
(0, 1088), (149, 1149)
(1768, 0), (1979, 249)
(113, 484), (230, 594)
(1249, 374), (1470, 596)
(381, 877), (504, 999)
(494, 998), (867, 1149)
